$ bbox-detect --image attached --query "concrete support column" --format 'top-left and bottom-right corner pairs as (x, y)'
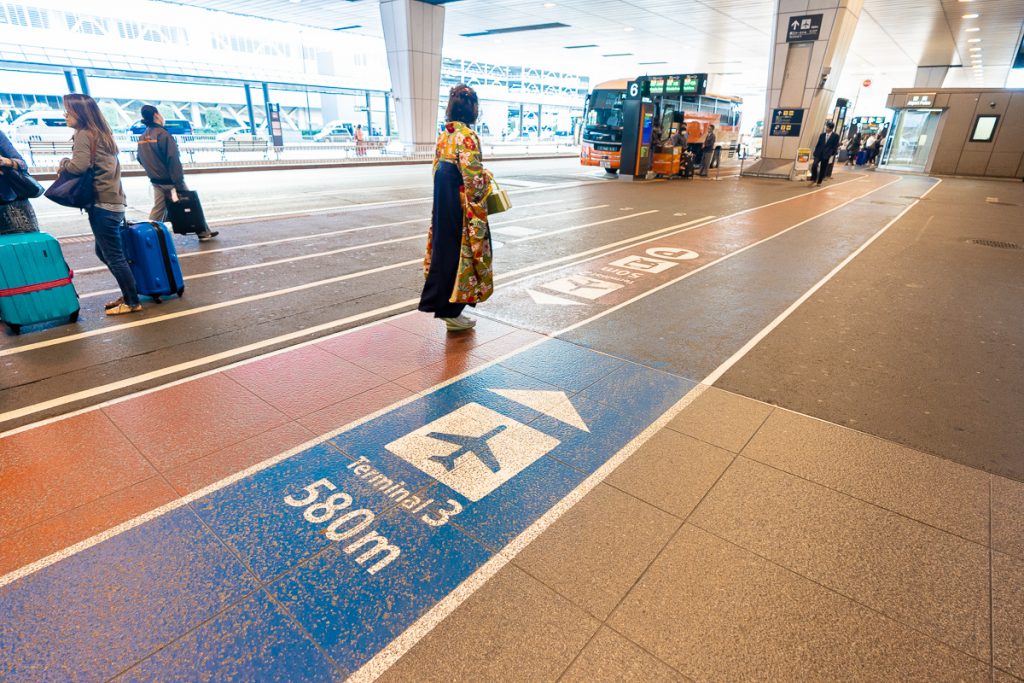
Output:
(744, 0), (863, 178)
(380, 0), (444, 154)
(914, 66), (948, 88)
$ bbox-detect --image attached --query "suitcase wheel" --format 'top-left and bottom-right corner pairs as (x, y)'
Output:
(152, 296), (162, 304)
(176, 288), (185, 297)
(69, 310), (79, 324)
(7, 323), (21, 335)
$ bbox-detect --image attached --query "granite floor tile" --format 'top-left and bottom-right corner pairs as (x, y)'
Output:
(162, 421), (316, 496)
(608, 525), (990, 682)
(605, 428), (734, 518)
(993, 475), (1024, 560)
(386, 312), (517, 346)
(378, 564), (599, 683)
(317, 324), (448, 380)
(512, 483), (680, 619)
(115, 589), (342, 682)
(994, 669), (1024, 682)
(690, 457), (991, 660)
(103, 374), (290, 472)
(467, 327), (546, 361)
(666, 386), (772, 453)
(392, 352), (491, 393)
(225, 345), (388, 418)
(993, 551), (1024, 679)
(0, 476), (178, 576)
(0, 411), (156, 537)
(297, 382), (415, 438)
(741, 409), (990, 544)
(560, 627), (690, 683)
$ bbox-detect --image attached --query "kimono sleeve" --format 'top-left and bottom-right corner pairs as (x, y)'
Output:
(456, 129), (492, 204)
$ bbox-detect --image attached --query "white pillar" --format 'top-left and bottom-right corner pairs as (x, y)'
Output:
(380, 0), (445, 154)
(744, 0), (863, 178)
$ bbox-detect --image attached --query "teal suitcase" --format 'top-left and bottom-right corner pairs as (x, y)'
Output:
(0, 232), (80, 335)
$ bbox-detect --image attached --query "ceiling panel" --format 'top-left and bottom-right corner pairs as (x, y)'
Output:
(158, 0), (1024, 108)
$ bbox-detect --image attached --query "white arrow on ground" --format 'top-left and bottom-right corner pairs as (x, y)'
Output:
(527, 289), (584, 306)
(490, 389), (590, 432)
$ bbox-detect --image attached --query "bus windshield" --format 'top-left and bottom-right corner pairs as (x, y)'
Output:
(586, 90), (625, 128)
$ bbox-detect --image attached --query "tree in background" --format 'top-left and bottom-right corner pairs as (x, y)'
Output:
(204, 108), (225, 131)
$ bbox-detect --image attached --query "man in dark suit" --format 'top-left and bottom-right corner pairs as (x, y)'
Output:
(809, 121), (840, 185)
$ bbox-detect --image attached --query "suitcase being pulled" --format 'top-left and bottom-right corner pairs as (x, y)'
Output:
(0, 232), (80, 335)
(165, 189), (209, 236)
(123, 221), (184, 302)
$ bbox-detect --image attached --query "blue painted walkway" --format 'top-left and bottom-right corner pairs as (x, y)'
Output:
(0, 339), (694, 681)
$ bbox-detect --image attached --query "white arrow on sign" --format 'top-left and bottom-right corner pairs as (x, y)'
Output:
(490, 389), (590, 432)
(527, 289), (584, 306)
(791, 19), (800, 30)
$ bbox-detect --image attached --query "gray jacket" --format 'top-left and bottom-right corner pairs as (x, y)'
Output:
(65, 130), (126, 206)
(136, 125), (185, 187)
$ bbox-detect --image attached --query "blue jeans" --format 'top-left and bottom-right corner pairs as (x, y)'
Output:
(88, 206), (139, 306)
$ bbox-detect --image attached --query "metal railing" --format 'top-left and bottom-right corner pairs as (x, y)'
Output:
(20, 137), (579, 173)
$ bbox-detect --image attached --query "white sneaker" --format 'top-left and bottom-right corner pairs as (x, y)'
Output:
(442, 315), (476, 331)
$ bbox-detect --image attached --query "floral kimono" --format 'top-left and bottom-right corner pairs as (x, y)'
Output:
(419, 121), (493, 315)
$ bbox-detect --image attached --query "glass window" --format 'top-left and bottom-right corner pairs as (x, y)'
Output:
(970, 115), (999, 142)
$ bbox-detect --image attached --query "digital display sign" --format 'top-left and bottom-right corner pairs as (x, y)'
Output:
(640, 74), (707, 96)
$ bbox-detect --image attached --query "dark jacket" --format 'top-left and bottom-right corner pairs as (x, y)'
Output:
(702, 131), (716, 151)
(65, 130), (126, 206)
(0, 130), (29, 203)
(814, 131), (840, 160)
(136, 125), (185, 187)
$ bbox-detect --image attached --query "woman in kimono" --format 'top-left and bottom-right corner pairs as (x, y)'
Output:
(418, 84), (494, 332)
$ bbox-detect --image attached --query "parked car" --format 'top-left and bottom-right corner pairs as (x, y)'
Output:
(216, 125), (303, 143)
(129, 118), (193, 136)
(4, 110), (73, 141)
(313, 121), (355, 142)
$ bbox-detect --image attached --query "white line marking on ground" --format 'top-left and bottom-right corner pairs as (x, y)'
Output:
(207, 179), (601, 225)
(7, 210), (651, 345)
(71, 201), (604, 276)
(0, 175), (883, 591)
(509, 210), (659, 243)
(0, 215), (718, 421)
(1, 175), (865, 415)
(702, 177), (939, 385)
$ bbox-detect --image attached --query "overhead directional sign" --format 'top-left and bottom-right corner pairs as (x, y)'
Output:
(786, 14), (822, 42)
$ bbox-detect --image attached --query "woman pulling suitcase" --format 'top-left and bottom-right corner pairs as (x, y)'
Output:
(418, 84), (495, 332)
(59, 93), (142, 316)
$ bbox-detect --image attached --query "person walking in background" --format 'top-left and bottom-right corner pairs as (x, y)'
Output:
(809, 121), (840, 186)
(136, 104), (217, 241)
(60, 93), (141, 316)
(844, 131), (862, 166)
(699, 124), (716, 176)
(418, 84), (494, 332)
(355, 124), (367, 157)
(870, 131), (886, 166)
(0, 130), (40, 234)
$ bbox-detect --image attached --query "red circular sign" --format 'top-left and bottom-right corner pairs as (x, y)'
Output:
(863, 79), (872, 87)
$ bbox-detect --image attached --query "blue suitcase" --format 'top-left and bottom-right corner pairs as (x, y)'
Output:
(123, 221), (184, 303)
(0, 232), (80, 335)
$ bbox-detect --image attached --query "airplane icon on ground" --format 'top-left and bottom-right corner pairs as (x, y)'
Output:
(427, 424), (508, 473)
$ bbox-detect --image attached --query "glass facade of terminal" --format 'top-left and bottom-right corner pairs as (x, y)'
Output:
(0, 0), (587, 143)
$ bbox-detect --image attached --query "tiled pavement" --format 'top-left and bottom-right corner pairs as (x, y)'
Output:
(0, 314), (536, 577)
(380, 387), (1024, 682)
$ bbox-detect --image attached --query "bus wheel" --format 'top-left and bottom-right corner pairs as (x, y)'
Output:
(604, 167), (618, 175)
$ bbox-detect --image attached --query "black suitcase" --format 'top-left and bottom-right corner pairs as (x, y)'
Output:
(166, 189), (209, 235)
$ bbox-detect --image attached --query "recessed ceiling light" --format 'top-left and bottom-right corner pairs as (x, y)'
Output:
(969, 47), (981, 51)
(962, 13), (978, 18)
(968, 38), (981, 42)
(544, 2), (556, 7)
(965, 27), (980, 32)
(623, 27), (634, 32)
